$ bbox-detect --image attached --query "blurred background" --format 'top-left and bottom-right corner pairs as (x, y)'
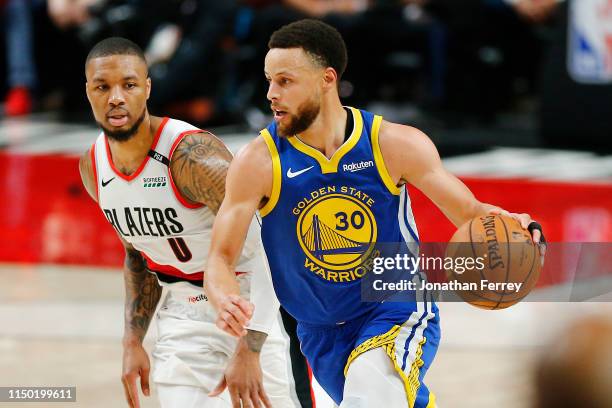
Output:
(0, 0), (611, 152)
(0, 0), (611, 407)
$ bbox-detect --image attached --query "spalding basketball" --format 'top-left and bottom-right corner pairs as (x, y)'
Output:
(444, 214), (541, 310)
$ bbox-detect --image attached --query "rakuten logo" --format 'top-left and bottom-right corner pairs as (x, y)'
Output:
(343, 160), (374, 173)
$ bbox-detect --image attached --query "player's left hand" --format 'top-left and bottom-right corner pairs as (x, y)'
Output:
(488, 208), (547, 262)
(209, 340), (272, 408)
(215, 294), (254, 337)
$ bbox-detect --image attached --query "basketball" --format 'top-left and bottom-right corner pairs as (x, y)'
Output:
(444, 214), (541, 310)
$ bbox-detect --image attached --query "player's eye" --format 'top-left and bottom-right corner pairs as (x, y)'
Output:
(126, 83), (136, 89)
(96, 85), (108, 91)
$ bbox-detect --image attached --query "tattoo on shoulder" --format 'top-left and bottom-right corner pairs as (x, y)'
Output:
(246, 329), (268, 353)
(170, 132), (232, 213)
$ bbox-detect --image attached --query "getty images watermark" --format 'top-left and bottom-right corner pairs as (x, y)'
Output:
(371, 252), (525, 293)
(359, 242), (611, 303)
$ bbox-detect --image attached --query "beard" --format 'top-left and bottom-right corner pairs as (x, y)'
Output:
(276, 97), (320, 138)
(99, 108), (146, 142)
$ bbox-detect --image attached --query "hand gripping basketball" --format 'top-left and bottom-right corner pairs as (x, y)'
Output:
(446, 211), (545, 309)
(488, 211), (545, 262)
(489, 209), (546, 257)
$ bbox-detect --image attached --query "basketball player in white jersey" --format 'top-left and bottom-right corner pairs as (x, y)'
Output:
(78, 37), (302, 408)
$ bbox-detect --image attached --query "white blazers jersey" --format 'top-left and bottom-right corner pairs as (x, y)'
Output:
(91, 117), (259, 285)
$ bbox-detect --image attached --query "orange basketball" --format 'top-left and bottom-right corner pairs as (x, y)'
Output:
(444, 214), (541, 310)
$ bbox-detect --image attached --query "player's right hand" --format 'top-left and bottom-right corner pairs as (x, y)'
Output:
(209, 339), (272, 408)
(215, 294), (254, 337)
(121, 343), (151, 408)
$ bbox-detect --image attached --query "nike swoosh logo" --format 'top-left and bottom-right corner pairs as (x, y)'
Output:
(287, 166), (314, 178)
(101, 177), (116, 187)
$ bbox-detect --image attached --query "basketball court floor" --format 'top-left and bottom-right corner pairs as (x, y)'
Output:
(0, 116), (611, 407)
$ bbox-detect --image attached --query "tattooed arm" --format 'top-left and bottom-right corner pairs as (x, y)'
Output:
(122, 244), (162, 346)
(116, 229), (162, 408)
(79, 147), (160, 407)
(119, 240), (161, 408)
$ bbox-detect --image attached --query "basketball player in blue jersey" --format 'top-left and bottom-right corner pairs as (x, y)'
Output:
(78, 38), (312, 408)
(206, 20), (545, 407)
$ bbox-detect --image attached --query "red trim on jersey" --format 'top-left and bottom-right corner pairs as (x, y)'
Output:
(142, 251), (204, 281)
(307, 363), (316, 408)
(90, 143), (99, 200)
(167, 129), (208, 209)
(141, 251), (246, 281)
(104, 117), (170, 181)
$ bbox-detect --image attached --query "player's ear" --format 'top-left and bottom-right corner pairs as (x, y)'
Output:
(85, 82), (92, 104)
(146, 77), (151, 100)
(322, 67), (337, 91)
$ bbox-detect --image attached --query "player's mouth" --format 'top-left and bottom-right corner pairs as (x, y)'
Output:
(272, 108), (287, 121)
(107, 112), (129, 127)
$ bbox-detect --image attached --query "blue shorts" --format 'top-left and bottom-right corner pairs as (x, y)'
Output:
(296, 299), (440, 407)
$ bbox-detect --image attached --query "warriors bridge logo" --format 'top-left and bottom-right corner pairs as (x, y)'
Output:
(294, 186), (379, 282)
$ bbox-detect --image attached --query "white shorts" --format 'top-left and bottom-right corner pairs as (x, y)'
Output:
(151, 280), (300, 408)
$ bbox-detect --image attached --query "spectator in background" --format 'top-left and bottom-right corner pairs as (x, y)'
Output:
(243, 0), (372, 109)
(283, 0), (369, 16)
(507, 0), (560, 24)
(405, 0), (561, 121)
(535, 316), (612, 408)
(47, 0), (153, 46)
(144, 0), (240, 123)
(239, 0), (561, 124)
(43, 0), (162, 116)
(47, 0), (98, 29)
(2, 0), (42, 116)
(243, 0), (445, 115)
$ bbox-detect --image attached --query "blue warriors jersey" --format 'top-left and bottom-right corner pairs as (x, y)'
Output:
(260, 107), (420, 325)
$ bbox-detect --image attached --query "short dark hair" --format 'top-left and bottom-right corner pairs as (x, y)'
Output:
(268, 19), (348, 79)
(85, 37), (146, 68)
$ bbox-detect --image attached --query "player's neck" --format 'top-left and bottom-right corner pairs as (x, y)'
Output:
(296, 101), (347, 160)
(107, 113), (161, 176)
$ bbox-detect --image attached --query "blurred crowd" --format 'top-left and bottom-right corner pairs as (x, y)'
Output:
(0, 0), (565, 128)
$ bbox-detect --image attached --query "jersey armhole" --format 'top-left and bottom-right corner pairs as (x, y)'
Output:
(168, 130), (206, 209)
(259, 129), (281, 217)
(371, 115), (401, 196)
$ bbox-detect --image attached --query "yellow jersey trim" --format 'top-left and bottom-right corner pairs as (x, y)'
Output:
(287, 106), (363, 174)
(371, 115), (401, 195)
(426, 391), (436, 408)
(344, 324), (433, 408)
(259, 129), (281, 217)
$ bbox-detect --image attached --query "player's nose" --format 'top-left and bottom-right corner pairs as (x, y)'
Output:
(266, 82), (279, 102)
(108, 85), (126, 106)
